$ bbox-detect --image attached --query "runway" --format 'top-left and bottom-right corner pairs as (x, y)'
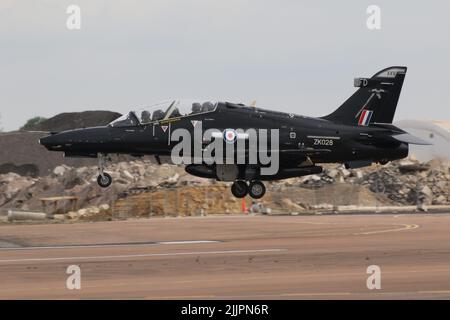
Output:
(0, 213), (450, 299)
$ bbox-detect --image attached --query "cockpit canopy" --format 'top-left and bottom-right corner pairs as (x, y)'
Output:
(109, 99), (217, 127)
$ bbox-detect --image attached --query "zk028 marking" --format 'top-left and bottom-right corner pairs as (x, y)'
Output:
(314, 138), (334, 146)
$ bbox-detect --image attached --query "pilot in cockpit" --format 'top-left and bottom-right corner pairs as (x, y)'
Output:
(201, 101), (214, 112)
(152, 109), (165, 121)
(140, 110), (151, 123)
(191, 103), (202, 114)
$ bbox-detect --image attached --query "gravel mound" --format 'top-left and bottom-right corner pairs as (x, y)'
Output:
(0, 158), (448, 220)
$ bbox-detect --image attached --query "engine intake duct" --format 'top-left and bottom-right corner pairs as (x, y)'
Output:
(265, 165), (323, 180)
(185, 164), (216, 179)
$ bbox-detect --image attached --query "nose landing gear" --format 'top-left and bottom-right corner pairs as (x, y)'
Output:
(230, 180), (266, 199)
(97, 153), (113, 188)
(97, 172), (112, 188)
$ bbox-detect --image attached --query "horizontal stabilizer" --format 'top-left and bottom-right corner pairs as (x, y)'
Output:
(392, 133), (432, 145)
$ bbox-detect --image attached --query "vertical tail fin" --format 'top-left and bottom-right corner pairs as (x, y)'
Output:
(322, 66), (407, 125)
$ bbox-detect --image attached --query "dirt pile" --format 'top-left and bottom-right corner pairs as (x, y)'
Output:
(113, 185), (245, 219)
(280, 158), (449, 206)
(0, 160), (188, 215)
(361, 160), (449, 205)
(0, 158), (448, 221)
(0, 111), (122, 177)
(0, 131), (100, 177)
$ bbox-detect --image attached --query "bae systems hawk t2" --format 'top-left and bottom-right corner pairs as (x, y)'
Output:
(40, 66), (429, 199)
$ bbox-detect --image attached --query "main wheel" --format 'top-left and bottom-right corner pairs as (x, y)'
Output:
(231, 180), (248, 198)
(97, 173), (112, 188)
(248, 180), (266, 199)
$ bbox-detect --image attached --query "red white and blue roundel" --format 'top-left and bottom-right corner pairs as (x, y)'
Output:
(358, 110), (373, 126)
(223, 129), (237, 143)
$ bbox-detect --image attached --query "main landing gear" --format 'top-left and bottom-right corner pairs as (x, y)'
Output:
(97, 153), (112, 188)
(231, 180), (266, 199)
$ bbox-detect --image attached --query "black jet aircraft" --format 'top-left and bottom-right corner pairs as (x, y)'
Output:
(40, 66), (429, 199)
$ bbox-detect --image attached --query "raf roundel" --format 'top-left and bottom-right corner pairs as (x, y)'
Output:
(223, 129), (237, 143)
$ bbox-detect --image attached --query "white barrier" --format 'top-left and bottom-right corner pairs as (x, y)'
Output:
(7, 210), (49, 221)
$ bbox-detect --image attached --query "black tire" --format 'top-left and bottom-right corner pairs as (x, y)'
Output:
(248, 180), (266, 199)
(97, 173), (112, 188)
(231, 180), (248, 198)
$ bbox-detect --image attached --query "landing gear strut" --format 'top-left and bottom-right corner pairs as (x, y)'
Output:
(97, 153), (112, 188)
(230, 180), (266, 199)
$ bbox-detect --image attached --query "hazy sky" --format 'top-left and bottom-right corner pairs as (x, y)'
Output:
(1, 0), (449, 131)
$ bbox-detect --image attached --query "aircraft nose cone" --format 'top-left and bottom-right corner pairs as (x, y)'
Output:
(39, 127), (111, 151)
(39, 133), (63, 150)
(39, 135), (52, 146)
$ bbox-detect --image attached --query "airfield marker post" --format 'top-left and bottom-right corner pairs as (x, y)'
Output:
(242, 198), (248, 214)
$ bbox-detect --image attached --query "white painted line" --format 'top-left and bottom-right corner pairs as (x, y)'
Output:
(158, 240), (219, 245)
(0, 248), (287, 263)
(355, 224), (419, 235)
(0, 243), (157, 251)
(418, 290), (450, 294)
(281, 292), (352, 297)
(0, 240), (220, 251)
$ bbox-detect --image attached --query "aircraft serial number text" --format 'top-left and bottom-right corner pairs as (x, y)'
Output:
(313, 138), (334, 146)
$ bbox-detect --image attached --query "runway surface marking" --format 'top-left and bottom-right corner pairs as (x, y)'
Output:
(0, 214), (446, 299)
(290, 221), (420, 236)
(6, 267), (450, 296)
(158, 240), (218, 245)
(354, 223), (419, 235)
(147, 290), (450, 299)
(145, 293), (354, 299)
(0, 240), (220, 251)
(291, 221), (340, 225)
(0, 248), (287, 264)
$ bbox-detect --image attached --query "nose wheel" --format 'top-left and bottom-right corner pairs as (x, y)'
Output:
(97, 153), (112, 188)
(97, 172), (112, 188)
(231, 180), (266, 199)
